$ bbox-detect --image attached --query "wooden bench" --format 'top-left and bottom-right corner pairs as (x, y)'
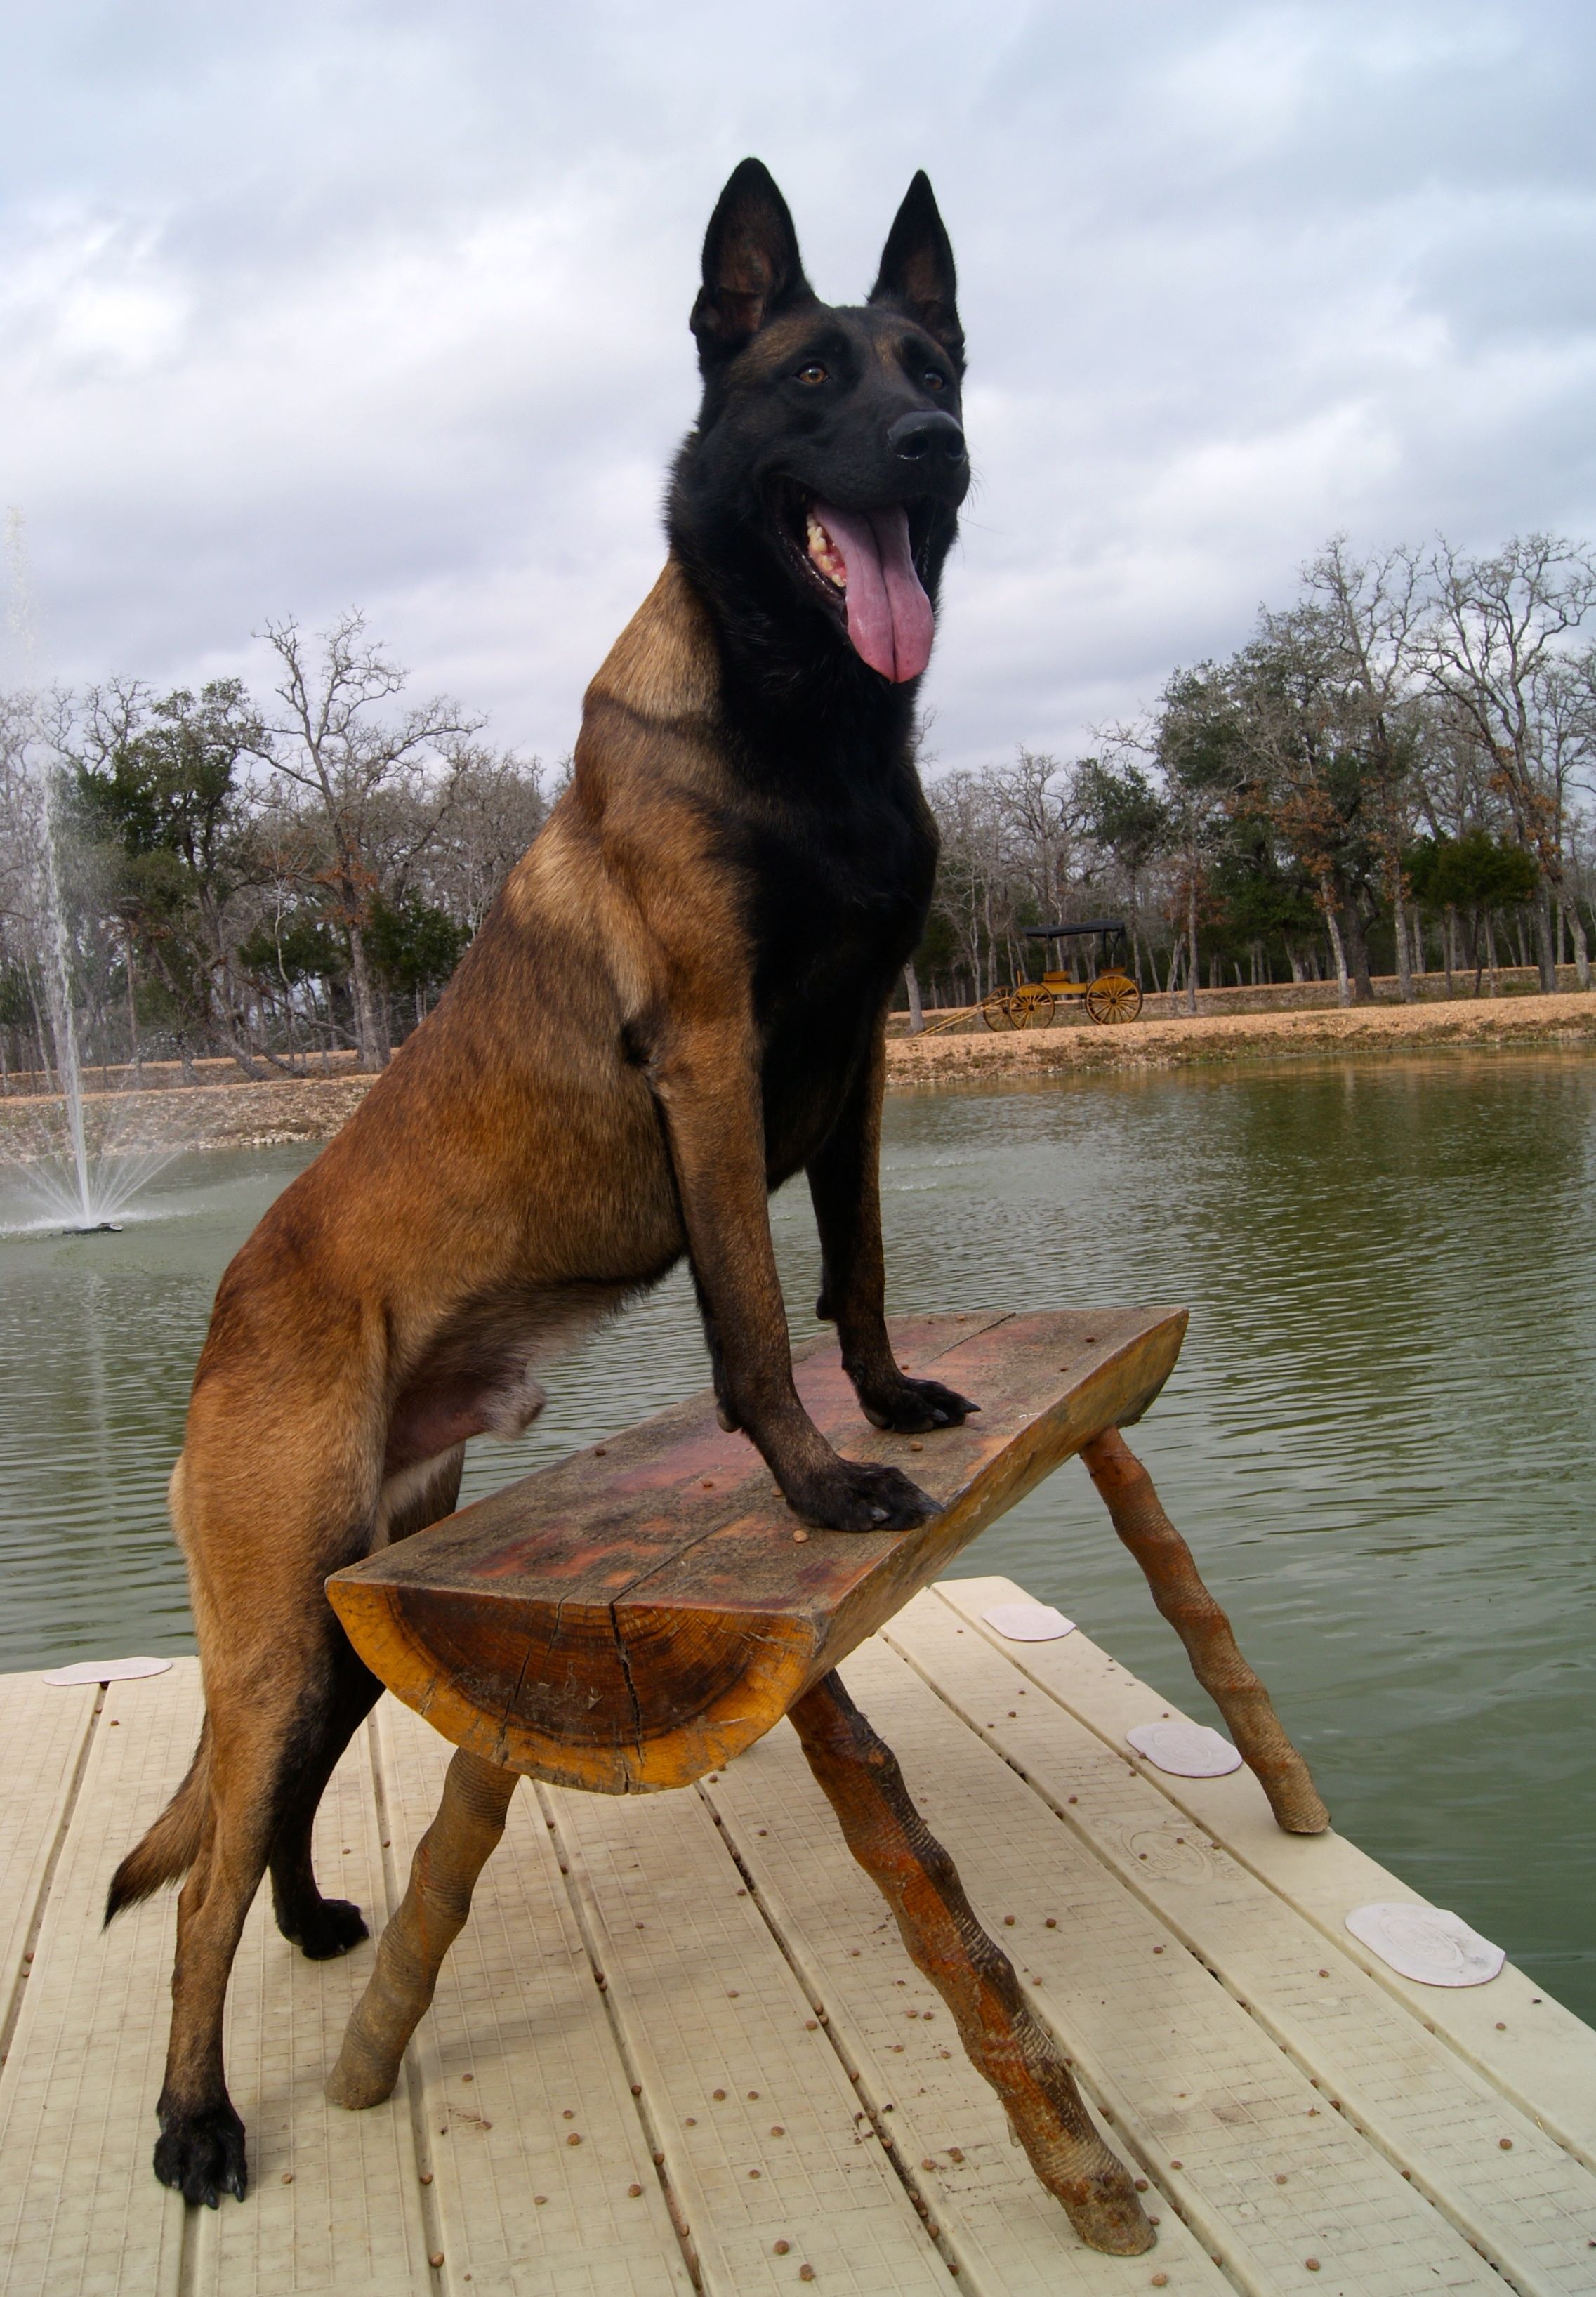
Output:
(324, 1308), (1326, 2258)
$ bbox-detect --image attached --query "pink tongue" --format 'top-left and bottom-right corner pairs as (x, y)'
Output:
(812, 501), (934, 682)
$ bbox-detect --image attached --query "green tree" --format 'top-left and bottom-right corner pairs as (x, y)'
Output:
(234, 904), (348, 1058)
(1155, 667), (1241, 1010)
(70, 680), (267, 1075)
(1076, 755), (1170, 985)
(365, 894), (468, 1029)
(1208, 816), (1321, 980)
(1223, 610), (1388, 1003)
(1406, 832), (1539, 995)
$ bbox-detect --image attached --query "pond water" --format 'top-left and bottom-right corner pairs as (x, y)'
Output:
(1, 1056), (1592, 2020)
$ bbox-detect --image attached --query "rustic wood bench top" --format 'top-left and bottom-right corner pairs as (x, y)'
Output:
(327, 1305), (1186, 1793)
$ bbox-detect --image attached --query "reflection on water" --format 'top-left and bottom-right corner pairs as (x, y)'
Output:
(1, 1057), (1592, 2018)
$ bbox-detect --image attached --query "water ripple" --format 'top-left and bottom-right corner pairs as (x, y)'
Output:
(0, 1058), (1590, 2016)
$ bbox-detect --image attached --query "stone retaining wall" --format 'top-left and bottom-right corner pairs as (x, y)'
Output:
(888, 962), (1590, 1033)
(0, 1077), (373, 1160)
(4, 990), (1592, 1158)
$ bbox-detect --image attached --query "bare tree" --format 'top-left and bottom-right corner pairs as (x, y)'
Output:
(402, 743), (549, 930)
(993, 749), (1077, 926)
(923, 753), (1083, 1003)
(1302, 539), (1426, 999)
(258, 614), (483, 1067)
(0, 691), (55, 1080)
(1420, 536), (1596, 990)
(925, 770), (998, 999)
(1527, 650), (1595, 987)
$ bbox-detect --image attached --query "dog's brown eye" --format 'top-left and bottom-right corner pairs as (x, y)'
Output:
(796, 362), (828, 385)
(923, 369), (947, 390)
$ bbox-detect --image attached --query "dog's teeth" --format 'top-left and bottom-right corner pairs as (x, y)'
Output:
(805, 512), (847, 589)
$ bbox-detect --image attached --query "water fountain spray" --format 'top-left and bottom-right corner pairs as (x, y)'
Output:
(4, 511), (169, 1233)
(34, 763), (103, 1229)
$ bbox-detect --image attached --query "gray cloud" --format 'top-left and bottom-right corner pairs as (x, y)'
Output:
(5, 1), (1596, 770)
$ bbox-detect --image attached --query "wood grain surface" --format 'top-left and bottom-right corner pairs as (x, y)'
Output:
(327, 1308), (1186, 1791)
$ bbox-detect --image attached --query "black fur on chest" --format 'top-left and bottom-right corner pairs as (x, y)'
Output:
(742, 756), (936, 1023)
(717, 728), (937, 1178)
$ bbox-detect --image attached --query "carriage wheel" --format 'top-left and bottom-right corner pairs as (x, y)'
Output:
(1008, 985), (1057, 1029)
(981, 990), (1018, 1031)
(1085, 972), (1144, 1024)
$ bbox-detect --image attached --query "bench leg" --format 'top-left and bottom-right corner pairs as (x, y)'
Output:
(789, 1669), (1154, 2257)
(1080, 1425), (1329, 1834)
(327, 1746), (520, 2109)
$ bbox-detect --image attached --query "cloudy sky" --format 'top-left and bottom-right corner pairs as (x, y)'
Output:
(5, 1), (1595, 772)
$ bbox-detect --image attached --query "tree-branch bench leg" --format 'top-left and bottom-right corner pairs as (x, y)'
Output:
(327, 1746), (519, 2109)
(789, 1668), (1155, 2257)
(1080, 1424), (1329, 1834)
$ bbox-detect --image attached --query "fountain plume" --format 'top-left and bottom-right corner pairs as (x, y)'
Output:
(4, 511), (174, 1233)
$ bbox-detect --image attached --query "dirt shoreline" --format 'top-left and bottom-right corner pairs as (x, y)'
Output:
(886, 987), (1596, 1088)
(3, 992), (1592, 1159)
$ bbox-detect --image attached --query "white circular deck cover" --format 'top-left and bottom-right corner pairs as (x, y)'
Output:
(1345, 1900), (1505, 1987)
(1126, 1718), (1244, 1777)
(982, 1602), (1076, 1642)
(42, 1656), (173, 1687)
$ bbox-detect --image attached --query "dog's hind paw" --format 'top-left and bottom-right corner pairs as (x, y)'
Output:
(154, 2099), (248, 2206)
(279, 1895), (369, 1961)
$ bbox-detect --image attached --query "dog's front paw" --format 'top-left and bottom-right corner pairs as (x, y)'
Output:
(858, 1376), (980, 1434)
(787, 1458), (939, 1532)
(279, 1894), (369, 1961)
(154, 2097), (249, 2206)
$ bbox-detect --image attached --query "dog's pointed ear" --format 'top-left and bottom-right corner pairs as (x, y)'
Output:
(869, 171), (964, 372)
(691, 159), (816, 367)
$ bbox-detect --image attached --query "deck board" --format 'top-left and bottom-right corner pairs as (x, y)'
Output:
(935, 1575), (1596, 2169)
(891, 1585), (1596, 2296)
(190, 1720), (434, 2297)
(374, 1697), (692, 2297)
(548, 1775), (956, 2293)
(0, 1671), (96, 2020)
(835, 1635), (1501, 2297)
(699, 1705), (1234, 2295)
(0, 1662), (199, 2297)
(1, 1585), (1592, 2296)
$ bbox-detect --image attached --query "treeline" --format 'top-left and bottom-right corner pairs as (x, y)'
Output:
(4, 532), (1594, 1091)
(921, 534), (1595, 1009)
(1, 614), (549, 1084)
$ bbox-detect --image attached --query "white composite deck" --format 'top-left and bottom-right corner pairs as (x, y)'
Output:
(1, 1576), (1592, 2297)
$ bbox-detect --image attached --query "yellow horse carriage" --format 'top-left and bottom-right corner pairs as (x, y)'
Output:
(980, 919), (1144, 1029)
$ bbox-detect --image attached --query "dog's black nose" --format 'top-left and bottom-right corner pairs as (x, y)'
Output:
(887, 410), (965, 466)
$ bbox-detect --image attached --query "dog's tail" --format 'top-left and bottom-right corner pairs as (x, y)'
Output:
(106, 1448), (211, 1926)
(104, 1716), (211, 1925)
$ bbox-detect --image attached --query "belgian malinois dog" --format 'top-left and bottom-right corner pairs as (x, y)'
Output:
(109, 158), (976, 2205)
